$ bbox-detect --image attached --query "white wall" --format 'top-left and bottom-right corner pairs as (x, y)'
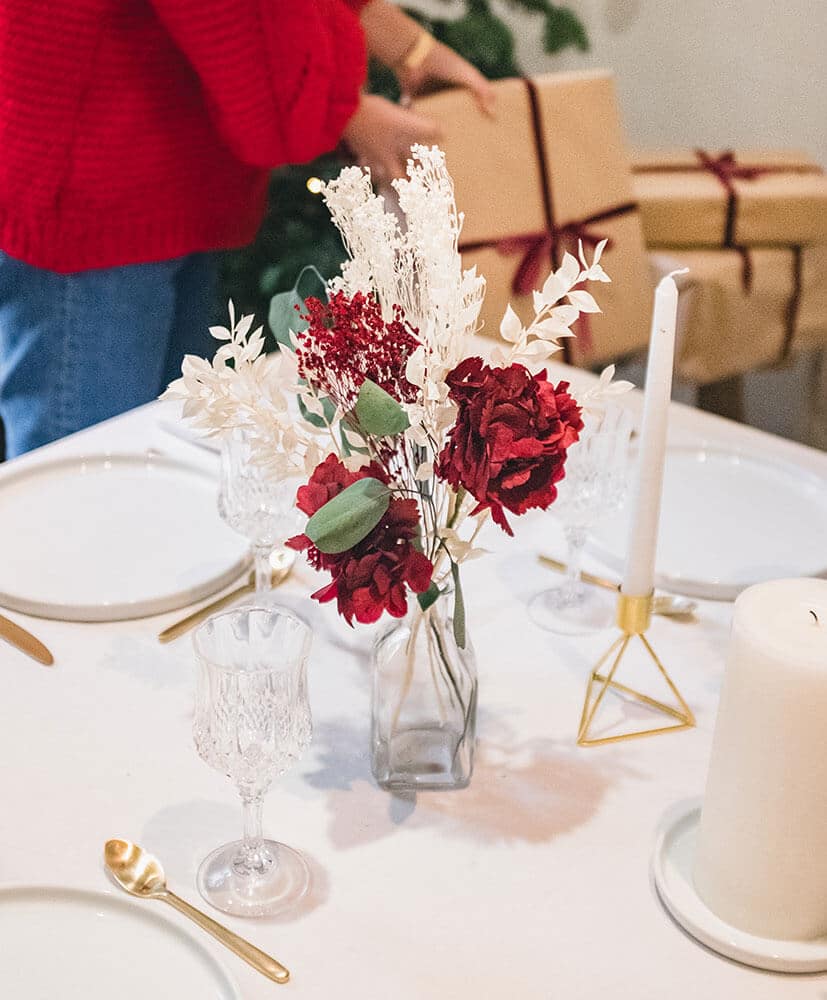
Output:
(418, 0), (827, 164)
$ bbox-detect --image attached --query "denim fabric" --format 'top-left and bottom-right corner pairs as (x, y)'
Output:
(0, 251), (219, 458)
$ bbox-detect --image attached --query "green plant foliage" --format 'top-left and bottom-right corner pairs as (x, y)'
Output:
(451, 560), (467, 649)
(354, 379), (411, 437)
(305, 477), (391, 554)
(417, 581), (442, 612)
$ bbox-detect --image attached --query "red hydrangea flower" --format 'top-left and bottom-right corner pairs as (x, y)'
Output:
(437, 357), (583, 535)
(287, 454), (433, 625)
(296, 291), (419, 410)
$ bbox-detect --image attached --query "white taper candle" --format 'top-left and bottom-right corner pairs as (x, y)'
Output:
(621, 272), (682, 597)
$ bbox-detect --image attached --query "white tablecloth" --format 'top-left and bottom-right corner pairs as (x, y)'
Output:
(2, 362), (826, 999)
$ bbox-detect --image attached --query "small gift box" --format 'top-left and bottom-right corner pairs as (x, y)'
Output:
(414, 72), (654, 365)
(661, 243), (827, 384)
(632, 149), (827, 248)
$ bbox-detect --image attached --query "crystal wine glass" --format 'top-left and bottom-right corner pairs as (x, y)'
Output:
(193, 606), (313, 917)
(529, 403), (633, 635)
(218, 428), (299, 600)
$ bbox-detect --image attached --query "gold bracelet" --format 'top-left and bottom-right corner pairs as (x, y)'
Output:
(400, 31), (435, 71)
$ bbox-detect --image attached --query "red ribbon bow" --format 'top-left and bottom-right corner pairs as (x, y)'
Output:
(694, 149), (769, 190)
(496, 222), (612, 296)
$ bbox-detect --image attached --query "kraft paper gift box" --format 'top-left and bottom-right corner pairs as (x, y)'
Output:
(632, 149), (827, 248)
(662, 245), (827, 384)
(413, 71), (654, 366)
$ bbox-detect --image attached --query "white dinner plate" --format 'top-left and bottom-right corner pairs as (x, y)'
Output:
(0, 452), (249, 621)
(652, 801), (827, 973)
(0, 885), (240, 999)
(589, 446), (827, 600)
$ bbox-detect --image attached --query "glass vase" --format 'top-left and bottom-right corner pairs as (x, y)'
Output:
(371, 592), (477, 792)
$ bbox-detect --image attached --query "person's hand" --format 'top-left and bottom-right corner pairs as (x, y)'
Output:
(398, 39), (496, 118)
(341, 94), (442, 182)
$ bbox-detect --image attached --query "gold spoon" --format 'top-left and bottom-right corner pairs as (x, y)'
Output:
(537, 555), (698, 619)
(158, 562), (292, 643)
(103, 838), (290, 985)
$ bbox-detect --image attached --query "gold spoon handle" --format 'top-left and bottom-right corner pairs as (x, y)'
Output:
(162, 890), (290, 984)
(158, 577), (254, 644)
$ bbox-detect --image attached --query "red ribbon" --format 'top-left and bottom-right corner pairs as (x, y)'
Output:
(634, 149), (823, 250)
(493, 219), (614, 296)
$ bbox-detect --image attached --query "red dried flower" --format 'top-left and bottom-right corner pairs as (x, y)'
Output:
(437, 358), (583, 534)
(287, 455), (433, 625)
(296, 291), (419, 411)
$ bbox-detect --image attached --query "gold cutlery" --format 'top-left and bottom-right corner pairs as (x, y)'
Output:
(537, 555), (698, 618)
(158, 564), (291, 644)
(0, 613), (54, 665)
(104, 839), (290, 985)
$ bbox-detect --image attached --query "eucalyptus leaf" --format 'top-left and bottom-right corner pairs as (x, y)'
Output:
(354, 379), (410, 437)
(293, 264), (329, 302)
(417, 582), (441, 613)
(267, 265), (329, 351)
(306, 477), (390, 554)
(268, 288), (305, 351)
(451, 561), (467, 650)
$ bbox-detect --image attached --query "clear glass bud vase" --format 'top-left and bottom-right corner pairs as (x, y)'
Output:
(371, 593), (477, 791)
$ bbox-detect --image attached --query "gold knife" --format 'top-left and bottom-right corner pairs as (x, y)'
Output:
(0, 613), (54, 665)
(158, 565), (291, 644)
(537, 554), (620, 592)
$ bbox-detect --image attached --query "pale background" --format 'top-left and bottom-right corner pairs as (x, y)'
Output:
(415, 0), (827, 446)
(417, 0), (827, 163)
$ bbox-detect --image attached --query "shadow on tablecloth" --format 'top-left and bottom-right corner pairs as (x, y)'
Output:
(304, 714), (636, 850)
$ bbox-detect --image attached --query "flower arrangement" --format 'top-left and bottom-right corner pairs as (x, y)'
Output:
(167, 146), (629, 789)
(167, 145), (628, 788)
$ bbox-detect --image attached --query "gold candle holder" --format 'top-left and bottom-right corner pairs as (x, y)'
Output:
(577, 592), (695, 746)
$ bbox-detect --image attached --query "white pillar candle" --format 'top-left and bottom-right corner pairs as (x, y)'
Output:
(621, 273), (680, 597)
(694, 578), (827, 939)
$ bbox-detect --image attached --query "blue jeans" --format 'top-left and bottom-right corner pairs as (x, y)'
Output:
(0, 251), (219, 458)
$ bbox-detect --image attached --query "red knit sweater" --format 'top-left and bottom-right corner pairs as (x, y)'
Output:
(0, 1), (368, 273)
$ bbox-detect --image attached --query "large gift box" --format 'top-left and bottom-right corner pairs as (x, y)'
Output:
(413, 72), (654, 365)
(632, 149), (827, 248)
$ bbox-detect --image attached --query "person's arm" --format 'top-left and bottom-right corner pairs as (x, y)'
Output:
(359, 0), (495, 115)
(149, 0), (367, 166)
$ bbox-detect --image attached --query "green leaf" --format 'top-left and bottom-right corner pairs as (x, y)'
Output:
(297, 390), (336, 430)
(339, 419), (369, 458)
(451, 562), (467, 650)
(305, 478), (390, 554)
(354, 379), (410, 437)
(293, 264), (328, 302)
(441, 7), (519, 80)
(543, 6), (589, 54)
(268, 288), (305, 351)
(417, 582), (441, 612)
(267, 266), (329, 351)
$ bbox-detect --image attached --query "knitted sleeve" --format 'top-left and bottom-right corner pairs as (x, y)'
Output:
(149, 0), (366, 167)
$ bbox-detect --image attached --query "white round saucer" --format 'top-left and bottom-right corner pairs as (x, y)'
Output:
(652, 799), (827, 973)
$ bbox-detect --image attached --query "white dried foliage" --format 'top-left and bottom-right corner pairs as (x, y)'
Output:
(491, 239), (614, 368)
(165, 149), (631, 570)
(321, 146), (485, 458)
(163, 301), (322, 476)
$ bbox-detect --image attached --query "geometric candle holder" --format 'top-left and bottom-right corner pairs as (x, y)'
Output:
(577, 592), (695, 746)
